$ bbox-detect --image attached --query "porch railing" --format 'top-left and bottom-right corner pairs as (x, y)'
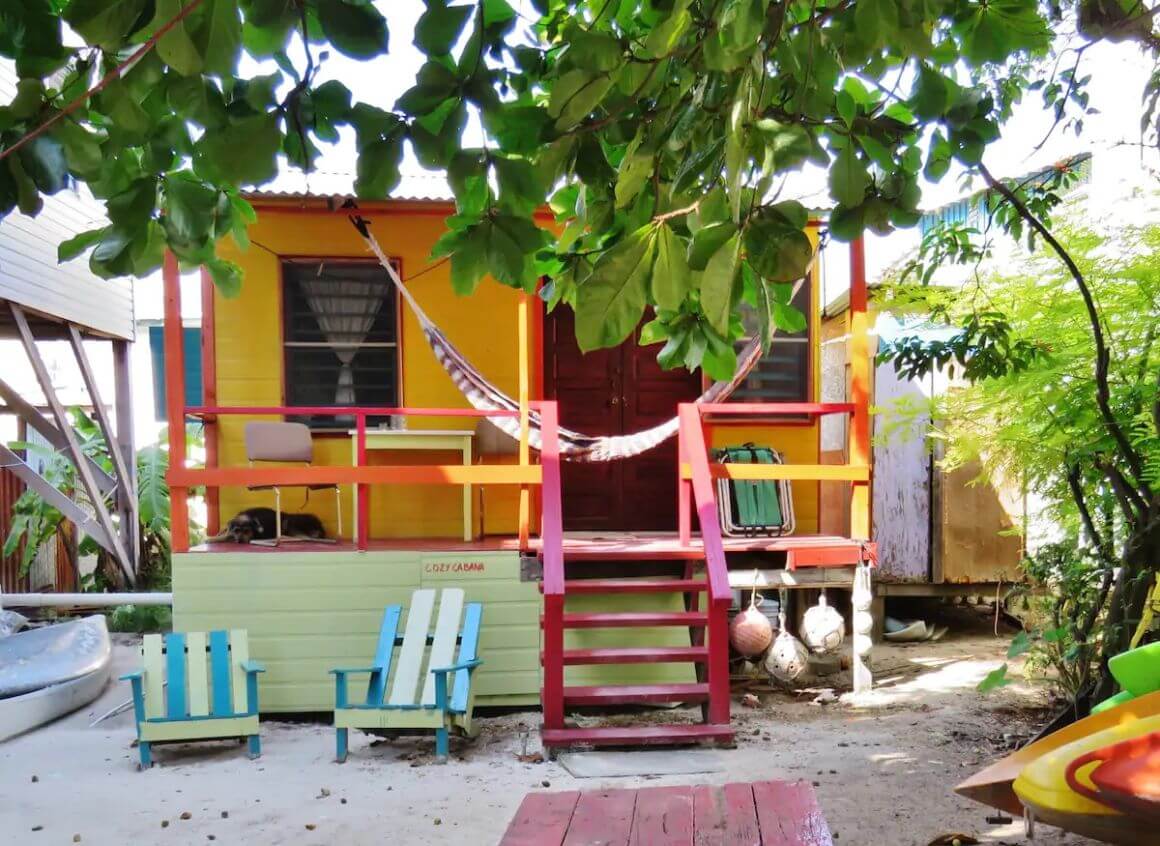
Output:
(168, 404), (557, 553)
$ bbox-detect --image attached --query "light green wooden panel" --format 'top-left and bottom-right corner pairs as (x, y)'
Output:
(139, 715), (258, 743)
(142, 635), (165, 719)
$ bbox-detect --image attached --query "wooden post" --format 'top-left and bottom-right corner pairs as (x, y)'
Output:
(678, 424), (692, 546)
(517, 292), (531, 550)
(112, 339), (139, 572)
(848, 237), (873, 696)
(163, 252), (190, 553)
(200, 268), (220, 537)
(539, 401), (564, 732)
(848, 236), (871, 541)
(356, 413), (368, 551)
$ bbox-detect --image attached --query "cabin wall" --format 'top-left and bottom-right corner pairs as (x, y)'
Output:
(211, 204), (525, 538)
(819, 304), (1025, 584)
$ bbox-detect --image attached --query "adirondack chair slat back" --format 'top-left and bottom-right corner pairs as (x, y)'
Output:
(142, 630), (251, 721)
(366, 606), (402, 707)
(387, 589), (437, 706)
(451, 603), (483, 713)
(421, 589), (466, 706)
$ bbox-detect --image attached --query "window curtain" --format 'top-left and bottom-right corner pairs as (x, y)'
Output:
(299, 275), (386, 405)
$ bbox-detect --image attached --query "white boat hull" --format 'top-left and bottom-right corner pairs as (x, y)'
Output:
(0, 661), (112, 741)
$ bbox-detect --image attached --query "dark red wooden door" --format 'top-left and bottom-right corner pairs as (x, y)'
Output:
(544, 308), (701, 531)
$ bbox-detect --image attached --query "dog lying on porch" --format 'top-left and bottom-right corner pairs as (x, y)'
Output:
(208, 507), (327, 544)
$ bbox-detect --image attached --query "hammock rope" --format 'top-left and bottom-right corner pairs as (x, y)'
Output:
(348, 214), (817, 462)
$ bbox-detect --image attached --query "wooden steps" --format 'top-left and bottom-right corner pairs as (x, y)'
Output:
(557, 646), (709, 665)
(558, 611), (707, 629)
(561, 682), (710, 706)
(541, 723), (733, 748)
(554, 578), (707, 594)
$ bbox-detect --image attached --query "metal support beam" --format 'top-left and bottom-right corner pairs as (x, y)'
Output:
(69, 326), (138, 576)
(1, 592), (172, 608)
(0, 444), (114, 551)
(0, 373), (115, 493)
(10, 303), (134, 586)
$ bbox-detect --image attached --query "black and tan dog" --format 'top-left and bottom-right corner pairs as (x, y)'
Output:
(208, 507), (326, 544)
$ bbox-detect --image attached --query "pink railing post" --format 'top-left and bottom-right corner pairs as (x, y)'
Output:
(539, 401), (565, 731)
(678, 404), (732, 726)
(356, 412), (368, 551)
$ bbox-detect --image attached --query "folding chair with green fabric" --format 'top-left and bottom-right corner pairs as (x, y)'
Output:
(121, 630), (265, 769)
(330, 588), (483, 763)
(715, 444), (795, 537)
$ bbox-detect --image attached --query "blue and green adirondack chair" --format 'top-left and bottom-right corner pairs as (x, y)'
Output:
(331, 588), (483, 763)
(121, 630), (265, 769)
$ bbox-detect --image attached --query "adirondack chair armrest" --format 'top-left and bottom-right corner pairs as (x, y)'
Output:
(241, 660), (266, 674)
(119, 670), (144, 681)
(119, 671), (147, 726)
(428, 658), (483, 674)
(328, 666), (379, 675)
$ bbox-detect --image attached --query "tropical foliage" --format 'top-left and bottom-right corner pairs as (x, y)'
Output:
(0, 0), (1147, 371)
(880, 199), (1160, 699)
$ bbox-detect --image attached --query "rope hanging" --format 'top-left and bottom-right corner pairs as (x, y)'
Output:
(348, 214), (818, 462)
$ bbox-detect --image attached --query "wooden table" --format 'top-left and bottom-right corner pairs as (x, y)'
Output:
(350, 428), (475, 542)
(499, 780), (832, 845)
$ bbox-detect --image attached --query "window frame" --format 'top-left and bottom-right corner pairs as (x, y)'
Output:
(278, 255), (404, 433)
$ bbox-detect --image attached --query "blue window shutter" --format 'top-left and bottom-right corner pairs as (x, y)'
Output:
(149, 326), (203, 421)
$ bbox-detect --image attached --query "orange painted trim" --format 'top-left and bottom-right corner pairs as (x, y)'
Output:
(680, 463), (871, 482)
(163, 252), (190, 553)
(849, 236), (872, 540)
(168, 464), (543, 488)
(199, 267), (220, 536)
(517, 292), (532, 548)
(245, 196), (558, 223)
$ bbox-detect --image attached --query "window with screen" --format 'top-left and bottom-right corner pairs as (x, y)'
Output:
(732, 277), (811, 403)
(282, 258), (399, 429)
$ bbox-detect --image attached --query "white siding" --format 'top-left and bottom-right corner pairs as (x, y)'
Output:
(0, 63), (134, 339)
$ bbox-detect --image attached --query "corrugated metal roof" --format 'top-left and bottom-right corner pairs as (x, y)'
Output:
(245, 168), (454, 202)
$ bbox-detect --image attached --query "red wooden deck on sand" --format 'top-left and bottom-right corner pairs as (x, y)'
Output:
(498, 780), (832, 846)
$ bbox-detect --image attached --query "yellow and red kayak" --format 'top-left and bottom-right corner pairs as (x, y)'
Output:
(1014, 715), (1160, 844)
(955, 690), (1160, 817)
(1067, 730), (1160, 823)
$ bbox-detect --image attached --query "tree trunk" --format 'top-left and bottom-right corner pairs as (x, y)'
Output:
(1094, 523), (1160, 701)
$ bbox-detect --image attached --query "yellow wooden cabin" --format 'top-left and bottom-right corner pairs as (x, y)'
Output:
(163, 180), (877, 750)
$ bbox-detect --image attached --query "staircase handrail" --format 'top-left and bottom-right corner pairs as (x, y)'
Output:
(677, 404), (732, 608)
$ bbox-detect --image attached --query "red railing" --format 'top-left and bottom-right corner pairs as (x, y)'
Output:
(538, 401), (566, 731)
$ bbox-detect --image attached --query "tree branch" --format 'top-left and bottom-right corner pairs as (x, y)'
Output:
(0, 0), (207, 163)
(978, 161), (1152, 501)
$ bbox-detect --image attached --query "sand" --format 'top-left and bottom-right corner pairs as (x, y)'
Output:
(1, 623), (1102, 845)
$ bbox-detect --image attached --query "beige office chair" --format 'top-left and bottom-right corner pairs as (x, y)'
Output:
(243, 421), (341, 545)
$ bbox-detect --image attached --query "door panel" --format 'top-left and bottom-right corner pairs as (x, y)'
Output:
(545, 308), (700, 531)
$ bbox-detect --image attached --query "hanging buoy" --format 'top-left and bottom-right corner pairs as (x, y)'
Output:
(730, 582), (773, 658)
(801, 592), (846, 655)
(766, 612), (810, 684)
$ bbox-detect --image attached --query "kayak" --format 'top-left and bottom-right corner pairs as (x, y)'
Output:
(1015, 714), (1160, 843)
(0, 616), (111, 741)
(955, 689), (1160, 816)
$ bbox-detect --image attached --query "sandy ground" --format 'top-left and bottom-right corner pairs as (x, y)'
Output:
(1, 612), (1102, 846)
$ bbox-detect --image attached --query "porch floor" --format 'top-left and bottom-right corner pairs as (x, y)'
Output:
(190, 531), (873, 567)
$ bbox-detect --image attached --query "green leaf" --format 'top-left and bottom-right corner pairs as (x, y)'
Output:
(64, 0), (148, 50)
(652, 225), (691, 310)
(493, 155), (542, 215)
(152, 0), (203, 75)
(977, 663), (1012, 694)
(195, 113), (280, 185)
(53, 121), (103, 180)
(829, 144), (870, 207)
(688, 221), (738, 271)
(772, 300), (807, 334)
(415, 1), (473, 55)
(615, 152), (653, 209)
(89, 227), (135, 278)
(482, 0), (515, 26)
(206, 257), (243, 297)
(754, 120), (814, 171)
(193, 0), (243, 76)
(355, 137), (404, 199)
(1007, 630), (1033, 658)
(163, 173), (217, 247)
(701, 232), (741, 336)
(488, 214), (543, 290)
(318, 0), (390, 59)
(19, 136), (68, 194)
(106, 177), (158, 227)
(643, 1), (691, 58)
(10, 79), (45, 120)
(548, 69), (613, 130)
(836, 90), (856, 128)
(58, 227), (108, 263)
(447, 225), (489, 295)
(575, 225), (657, 351)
